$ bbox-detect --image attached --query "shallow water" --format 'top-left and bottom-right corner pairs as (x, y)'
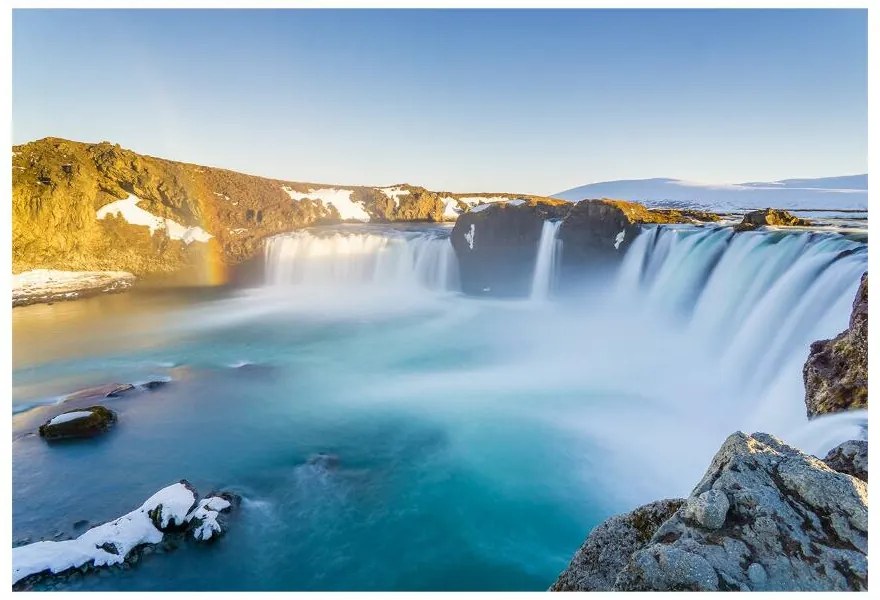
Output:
(11, 223), (868, 591)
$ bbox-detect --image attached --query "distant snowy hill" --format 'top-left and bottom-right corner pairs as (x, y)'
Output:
(554, 175), (867, 212)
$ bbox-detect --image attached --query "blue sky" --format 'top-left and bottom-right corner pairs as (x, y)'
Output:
(13, 9), (867, 195)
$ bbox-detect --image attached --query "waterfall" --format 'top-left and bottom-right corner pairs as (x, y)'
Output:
(264, 228), (459, 292)
(613, 225), (866, 437)
(530, 220), (563, 301)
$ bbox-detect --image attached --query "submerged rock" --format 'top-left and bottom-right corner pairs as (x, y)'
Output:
(734, 208), (812, 231)
(803, 272), (867, 418)
(12, 480), (240, 589)
(306, 452), (341, 470)
(38, 406), (117, 440)
(552, 432), (868, 591)
(823, 440), (867, 482)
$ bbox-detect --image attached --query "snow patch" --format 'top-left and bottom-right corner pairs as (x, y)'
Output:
(469, 203), (493, 213)
(614, 229), (626, 250)
(464, 224), (476, 250)
(185, 497), (232, 542)
(47, 411), (94, 426)
(379, 186), (410, 206)
(213, 192), (230, 201)
(229, 228), (248, 235)
(96, 195), (212, 244)
(508, 198), (527, 206)
(12, 270), (135, 306)
(281, 186), (369, 221)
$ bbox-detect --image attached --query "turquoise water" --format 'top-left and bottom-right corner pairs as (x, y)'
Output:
(11, 224), (868, 591)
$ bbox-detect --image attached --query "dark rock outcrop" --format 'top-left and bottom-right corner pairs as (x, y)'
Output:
(450, 198), (714, 296)
(734, 208), (812, 231)
(823, 440), (867, 482)
(803, 273), (867, 418)
(450, 200), (569, 296)
(552, 432), (867, 591)
(38, 406), (117, 440)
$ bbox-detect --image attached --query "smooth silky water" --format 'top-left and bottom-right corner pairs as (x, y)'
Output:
(11, 223), (867, 591)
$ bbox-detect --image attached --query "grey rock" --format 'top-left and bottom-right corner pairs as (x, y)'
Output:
(552, 432), (868, 591)
(549, 499), (683, 591)
(682, 489), (730, 530)
(823, 440), (867, 482)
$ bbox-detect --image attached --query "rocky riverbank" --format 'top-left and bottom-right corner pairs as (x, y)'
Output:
(551, 274), (869, 591)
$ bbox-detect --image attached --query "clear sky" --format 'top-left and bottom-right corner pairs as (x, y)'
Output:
(12, 9), (867, 195)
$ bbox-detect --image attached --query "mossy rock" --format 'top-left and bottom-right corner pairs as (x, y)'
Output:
(38, 406), (117, 440)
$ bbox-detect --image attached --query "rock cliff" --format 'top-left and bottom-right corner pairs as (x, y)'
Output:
(803, 273), (868, 418)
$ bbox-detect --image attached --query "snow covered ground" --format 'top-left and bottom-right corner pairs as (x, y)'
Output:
(96, 195), (213, 244)
(554, 175), (868, 211)
(281, 186), (371, 221)
(12, 270), (135, 307)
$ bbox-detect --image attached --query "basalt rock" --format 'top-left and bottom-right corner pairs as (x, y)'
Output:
(734, 208), (812, 231)
(552, 432), (868, 591)
(450, 200), (569, 296)
(803, 272), (867, 418)
(38, 406), (117, 440)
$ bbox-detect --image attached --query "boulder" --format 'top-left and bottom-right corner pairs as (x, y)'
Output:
(734, 208), (812, 231)
(550, 499), (683, 591)
(450, 200), (569, 296)
(803, 273), (867, 418)
(552, 432), (868, 591)
(823, 440), (867, 482)
(38, 406), (117, 440)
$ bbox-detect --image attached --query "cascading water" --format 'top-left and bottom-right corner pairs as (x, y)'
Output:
(530, 220), (563, 301)
(264, 228), (459, 292)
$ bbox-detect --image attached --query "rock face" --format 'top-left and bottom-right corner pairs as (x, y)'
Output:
(450, 197), (710, 296)
(803, 273), (867, 418)
(735, 208), (812, 231)
(550, 499), (684, 591)
(12, 480), (240, 589)
(38, 406), (117, 440)
(552, 432), (868, 591)
(450, 200), (570, 296)
(823, 440), (867, 482)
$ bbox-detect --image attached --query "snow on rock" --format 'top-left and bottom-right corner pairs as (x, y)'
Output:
(507, 198), (527, 206)
(12, 482), (240, 587)
(96, 194), (212, 244)
(281, 186), (370, 221)
(212, 192), (230, 201)
(464, 224), (476, 250)
(46, 411), (93, 426)
(186, 496), (233, 542)
(12, 482), (196, 585)
(469, 203), (493, 213)
(614, 229), (626, 250)
(379, 186), (410, 206)
(12, 270), (135, 307)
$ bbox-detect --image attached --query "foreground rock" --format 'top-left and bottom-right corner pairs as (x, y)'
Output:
(735, 208), (812, 231)
(12, 269), (135, 307)
(550, 499), (684, 591)
(38, 406), (117, 440)
(803, 273), (867, 418)
(552, 432), (867, 591)
(823, 440), (867, 482)
(12, 481), (239, 589)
